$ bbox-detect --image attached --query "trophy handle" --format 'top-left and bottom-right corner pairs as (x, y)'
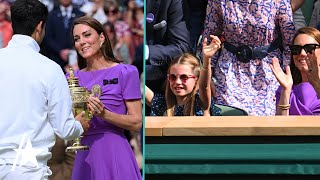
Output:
(91, 84), (102, 98)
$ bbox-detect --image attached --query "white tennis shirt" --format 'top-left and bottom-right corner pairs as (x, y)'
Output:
(0, 35), (83, 167)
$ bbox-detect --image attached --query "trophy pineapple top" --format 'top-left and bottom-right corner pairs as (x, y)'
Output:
(68, 68), (90, 95)
(67, 68), (102, 98)
(68, 68), (80, 88)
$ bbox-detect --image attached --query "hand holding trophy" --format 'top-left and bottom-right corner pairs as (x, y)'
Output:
(65, 68), (101, 152)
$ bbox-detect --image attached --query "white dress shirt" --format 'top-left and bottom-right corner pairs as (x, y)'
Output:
(60, 5), (73, 19)
(0, 35), (83, 168)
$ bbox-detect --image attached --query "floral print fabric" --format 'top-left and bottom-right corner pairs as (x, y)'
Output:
(202, 0), (296, 115)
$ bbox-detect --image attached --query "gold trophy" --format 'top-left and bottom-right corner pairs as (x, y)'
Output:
(65, 68), (101, 152)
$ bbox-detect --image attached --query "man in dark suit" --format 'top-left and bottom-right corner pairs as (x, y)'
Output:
(146, 0), (190, 94)
(42, 0), (84, 72)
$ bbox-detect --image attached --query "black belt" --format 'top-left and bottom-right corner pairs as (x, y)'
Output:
(224, 37), (282, 63)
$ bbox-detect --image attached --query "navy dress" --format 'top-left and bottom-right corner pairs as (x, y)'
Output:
(150, 92), (221, 116)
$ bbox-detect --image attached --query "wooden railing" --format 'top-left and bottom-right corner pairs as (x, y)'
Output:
(145, 116), (320, 136)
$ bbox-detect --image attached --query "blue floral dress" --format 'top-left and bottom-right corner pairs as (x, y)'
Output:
(150, 92), (221, 116)
(202, 0), (296, 115)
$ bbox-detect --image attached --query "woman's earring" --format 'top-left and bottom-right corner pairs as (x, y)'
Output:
(100, 42), (103, 47)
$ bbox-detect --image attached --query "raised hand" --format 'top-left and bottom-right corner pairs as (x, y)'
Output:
(306, 50), (320, 87)
(270, 57), (293, 90)
(202, 35), (221, 60)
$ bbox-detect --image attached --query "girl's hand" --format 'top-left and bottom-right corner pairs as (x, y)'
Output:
(87, 97), (105, 117)
(306, 50), (320, 87)
(202, 35), (221, 60)
(270, 57), (293, 90)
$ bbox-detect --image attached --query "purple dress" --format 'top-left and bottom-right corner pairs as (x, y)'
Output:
(202, 0), (296, 115)
(276, 82), (320, 115)
(70, 64), (142, 180)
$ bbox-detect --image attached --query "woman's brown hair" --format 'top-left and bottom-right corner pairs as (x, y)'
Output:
(71, 16), (121, 69)
(290, 27), (320, 85)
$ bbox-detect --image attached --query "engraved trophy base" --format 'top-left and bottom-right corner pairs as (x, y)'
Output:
(65, 137), (89, 152)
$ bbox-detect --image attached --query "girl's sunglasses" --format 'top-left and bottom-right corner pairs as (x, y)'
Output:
(289, 44), (320, 55)
(105, 9), (119, 15)
(167, 74), (197, 83)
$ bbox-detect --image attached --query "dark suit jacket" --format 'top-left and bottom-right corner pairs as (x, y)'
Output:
(146, 0), (190, 81)
(48, 137), (75, 180)
(42, 6), (84, 70)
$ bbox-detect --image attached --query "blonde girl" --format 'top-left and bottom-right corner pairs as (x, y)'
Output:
(146, 35), (221, 116)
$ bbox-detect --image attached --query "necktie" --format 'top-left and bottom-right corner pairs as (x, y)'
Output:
(63, 9), (69, 29)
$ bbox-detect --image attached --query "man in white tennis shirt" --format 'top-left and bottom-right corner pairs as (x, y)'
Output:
(0, 0), (89, 179)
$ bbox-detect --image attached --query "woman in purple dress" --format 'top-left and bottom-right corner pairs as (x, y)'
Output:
(271, 27), (320, 115)
(202, 0), (296, 115)
(70, 16), (142, 180)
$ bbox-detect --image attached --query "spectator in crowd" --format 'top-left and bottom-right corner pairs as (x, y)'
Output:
(126, 0), (143, 60)
(40, 0), (54, 12)
(42, 0), (84, 72)
(292, 0), (306, 30)
(291, 0), (305, 12)
(146, 35), (221, 116)
(103, 21), (130, 64)
(72, 0), (88, 8)
(201, 0), (296, 115)
(69, 16), (142, 180)
(145, 0), (190, 95)
(0, 0), (87, 179)
(293, 8), (307, 30)
(80, 0), (107, 25)
(183, 0), (208, 54)
(310, 0), (320, 29)
(0, 1), (12, 48)
(104, 0), (132, 61)
(271, 27), (320, 115)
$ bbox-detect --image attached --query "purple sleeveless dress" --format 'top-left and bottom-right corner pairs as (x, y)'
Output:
(276, 82), (320, 115)
(70, 64), (142, 180)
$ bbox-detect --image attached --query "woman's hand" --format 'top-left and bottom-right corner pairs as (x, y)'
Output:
(87, 96), (105, 117)
(202, 35), (221, 60)
(270, 57), (293, 91)
(306, 51), (320, 87)
(306, 50), (320, 97)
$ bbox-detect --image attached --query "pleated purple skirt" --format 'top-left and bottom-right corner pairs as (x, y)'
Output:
(71, 130), (141, 180)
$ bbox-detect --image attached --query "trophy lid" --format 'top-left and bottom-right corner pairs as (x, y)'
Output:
(68, 68), (80, 88)
(67, 68), (90, 94)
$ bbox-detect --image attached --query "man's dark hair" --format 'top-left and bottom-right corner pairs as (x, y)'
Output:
(10, 0), (48, 36)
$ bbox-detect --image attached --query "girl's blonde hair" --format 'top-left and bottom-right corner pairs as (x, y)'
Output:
(165, 53), (201, 116)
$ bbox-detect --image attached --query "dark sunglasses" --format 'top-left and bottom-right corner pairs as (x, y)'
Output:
(105, 9), (118, 15)
(167, 74), (197, 83)
(289, 44), (320, 55)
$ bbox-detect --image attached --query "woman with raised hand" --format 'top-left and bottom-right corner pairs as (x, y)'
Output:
(271, 27), (320, 115)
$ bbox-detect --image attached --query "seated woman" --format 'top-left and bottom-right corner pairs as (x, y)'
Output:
(271, 26), (320, 115)
(145, 35), (221, 116)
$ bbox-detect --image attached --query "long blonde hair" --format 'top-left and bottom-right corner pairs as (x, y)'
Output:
(165, 53), (201, 116)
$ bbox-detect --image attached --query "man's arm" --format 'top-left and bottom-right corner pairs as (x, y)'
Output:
(291, 0), (305, 12)
(47, 65), (83, 140)
(148, 0), (190, 66)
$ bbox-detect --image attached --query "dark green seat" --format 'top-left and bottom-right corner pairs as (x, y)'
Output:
(215, 104), (248, 116)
